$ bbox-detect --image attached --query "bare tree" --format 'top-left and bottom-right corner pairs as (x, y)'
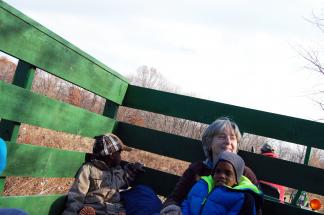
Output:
(0, 56), (16, 83)
(129, 65), (180, 92)
(118, 65), (206, 140)
(298, 13), (324, 114)
(309, 148), (323, 168)
(276, 144), (292, 160)
(239, 133), (269, 152)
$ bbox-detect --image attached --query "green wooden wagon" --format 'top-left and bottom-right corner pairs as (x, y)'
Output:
(0, 1), (324, 214)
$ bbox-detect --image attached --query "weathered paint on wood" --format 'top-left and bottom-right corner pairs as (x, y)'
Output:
(3, 142), (85, 178)
(123, 85), (324, 150)
(0, 81), (116, 137)
(0, 2), (128, 104)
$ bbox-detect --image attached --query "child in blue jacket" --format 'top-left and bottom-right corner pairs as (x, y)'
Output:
(0, 138), (6, 174)
(0, 138), (28, 215)
(182, 151), (263, 215)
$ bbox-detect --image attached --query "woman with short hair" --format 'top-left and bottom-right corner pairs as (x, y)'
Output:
(160, 117), (261, 215)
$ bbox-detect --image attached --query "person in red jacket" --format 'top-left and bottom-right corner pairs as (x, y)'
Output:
(259, 143), (286, 202)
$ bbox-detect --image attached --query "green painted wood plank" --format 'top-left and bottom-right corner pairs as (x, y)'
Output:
(103, 101), (119, 120)
(12, 59), (36, 90)
(0, 194), (66, 215)
(0, 2), (128, 104)
(0, 120), (19, 142)
(0, 60), (35, 141)
(0, 193), (314, 215)
(0, 1), (127, 82)
(0, 59), (36, 194)
(291, 146), (313, 206)
(116, 122), (204, 162)
(3, 142), (85, 178)
(0, 176), (5, 194)
(262, 197), (318, 215)
(116, 122), (324, 196)
(239, 150), (324, 196)
(0, 81), (116, 137)
(123, 85), (324, 150)
(134, 166), (180, 197)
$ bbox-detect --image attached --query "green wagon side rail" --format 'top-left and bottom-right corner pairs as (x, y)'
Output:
(0, 0), (128, 105)
(0, 1), (323, 215)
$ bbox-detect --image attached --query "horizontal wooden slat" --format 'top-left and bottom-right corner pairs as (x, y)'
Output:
(123, 85), (324, 150)
(0, 2), (128, 104)
(0, 162), (318, 215)
(116, 122), (204, 162)
(4, 142), (85, 178)
(134, 166), (180, 197)
(0, 194), (66, 215)
(262, 197), (318, 215)
(0, 193), (315, 215)
(116, 122), (324, 196)
(239, 150), (324, 196)
(0, 81), (115, 137)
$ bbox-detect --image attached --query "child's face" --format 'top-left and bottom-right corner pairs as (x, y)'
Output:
(106, 150), (122, 166)
(213, 161), (237, 187)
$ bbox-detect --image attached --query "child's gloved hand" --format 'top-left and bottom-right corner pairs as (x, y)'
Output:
(125, 162), (145, 174)
(118, 209), (126, 215)
(79, 206), (96, 215)
(124, 162), (145, 184)
(160, 204), (182, 215)
(130, 162), (145, 173)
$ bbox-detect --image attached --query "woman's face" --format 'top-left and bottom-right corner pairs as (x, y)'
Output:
(211, 125), (238, 156)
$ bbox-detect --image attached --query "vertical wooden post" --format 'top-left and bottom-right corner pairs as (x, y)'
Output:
(291, 146), (312, 206)
(102, 100), (119, 132)
(0, 60), (35, 194)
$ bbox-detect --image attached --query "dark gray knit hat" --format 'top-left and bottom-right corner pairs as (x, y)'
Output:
(214, 151), (245, 183)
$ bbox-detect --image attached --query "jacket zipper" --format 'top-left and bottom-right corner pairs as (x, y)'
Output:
(198, 187), (216, 215)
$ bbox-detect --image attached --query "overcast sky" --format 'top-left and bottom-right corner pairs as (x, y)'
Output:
(3, 0), (324, 122)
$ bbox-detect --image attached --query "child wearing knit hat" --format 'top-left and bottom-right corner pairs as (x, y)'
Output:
(62, 134), (145, 215)
(182, 151), (263, 215)
(212, 150), (245, 187)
